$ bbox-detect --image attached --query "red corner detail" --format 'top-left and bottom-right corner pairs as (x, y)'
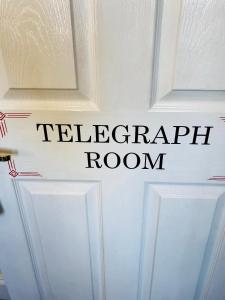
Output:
(0, 112), (6, 121)
(9, 170), (19, 178)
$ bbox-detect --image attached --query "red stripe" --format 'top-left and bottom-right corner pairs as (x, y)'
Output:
(12, 160), (16, 170)
(8, 160), (13, 170)
(5, 115), (31, 118)
(5, 113), (31, 115)
(209, 178), (225, 181)
(19, 173), (40, 175)
(1, 122), (5, 136)
(8, 161), (12, 171)
(18, 174), (41, 177)
(0, 123), (3, 138)
(19, 171), (40, 174)
(6, 115), (31, 117)
(6, 116), (30, 118)
(3, 120), (7, 133)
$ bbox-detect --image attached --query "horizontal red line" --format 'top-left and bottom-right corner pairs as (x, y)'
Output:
(6, 117), (29, 118)
(209, 178), (225, 181)
(19, 172), (40, 174)
(6, 115), (31, 117)
(18, 174), (41, 177)
(19, 171), (40, 173)
(6, 113), (31, 115)
(19, 174), (40, 175)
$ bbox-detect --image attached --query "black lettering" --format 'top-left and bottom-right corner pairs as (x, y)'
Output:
(55, 124), (73, 142)
(36, 124), (54, 142)
(112, 125), (130, 144)
(142, 153), (166, 170)
(132, 125), (150, 144)
(104, 152), (120, 169)
(93, 125), (110, 143)
(85, 152), (102, 168)
(123, 152), (141, 169)
(190, 126), (213, 145)
(74, 124), (91, 143)
(172, 126), (190, 144)
(151, 126), (170, 144)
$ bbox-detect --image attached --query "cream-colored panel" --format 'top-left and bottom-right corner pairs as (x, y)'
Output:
(0, 0), (76, 89)
(15, 180), (104, 300)
(150, 0), (225, 111)
(139, 183), (225, 300)
(175, 0), (225, 90)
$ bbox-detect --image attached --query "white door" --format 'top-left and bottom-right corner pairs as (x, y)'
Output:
(0, 1), (225, 300)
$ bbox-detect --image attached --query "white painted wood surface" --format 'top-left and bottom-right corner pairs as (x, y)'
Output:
(175, 0), (225, 90)
(0, 0), (98, 111)
(15, 181), (104, 300)
(0, 0), (76, 89)
(139, 184), (225, 300)
(0, 1), (225, 300)
(150, 0), (225, 111)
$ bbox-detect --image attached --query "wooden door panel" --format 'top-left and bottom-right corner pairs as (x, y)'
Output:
(150, 0), (225, 112)
(15, 180), (104, 300)
(0, 0), (77, 89)
(139, 183), (225, 300)
(0, 1), (225, 300)
(175, 0), (225, 90)
(0, 0), (98, 111)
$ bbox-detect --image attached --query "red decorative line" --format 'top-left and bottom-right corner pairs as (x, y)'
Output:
(0, 112), (5, 121)
(4, 120), (7, 133)
(6, 116), (31, 118)
(12, 159), (16, 170)
(0, 122), (4, 138)
(208, 176), (225, 181)
(8, 159), (41, 178)
(8, 160), (13, 171)
(0, 112), (31, 139)
(18, 172), (41, 176)
(1, 121), (5, 136)
(5, 113), (31, 119)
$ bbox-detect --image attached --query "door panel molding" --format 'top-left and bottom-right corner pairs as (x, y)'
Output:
(138, 183), (225, 300)
(0, 0), (99, 111)
(150, 0), (225, 112)
(14, 180), (105, 300)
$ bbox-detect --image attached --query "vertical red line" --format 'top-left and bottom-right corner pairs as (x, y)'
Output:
(12, 160), (16, 170)
(8, 160), (12, 171)
(1, 121), (5, 136)
(0, 123), (3, 138)
(3, 120), (7, 133)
